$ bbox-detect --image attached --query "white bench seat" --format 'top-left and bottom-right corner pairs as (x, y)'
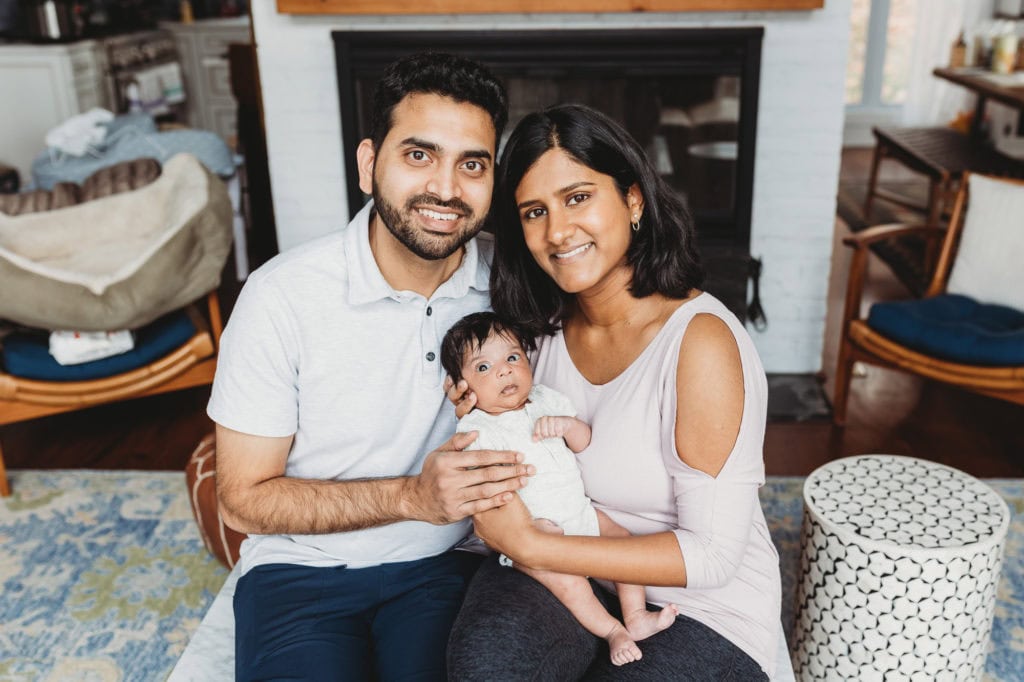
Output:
(170, 566), (796, 681)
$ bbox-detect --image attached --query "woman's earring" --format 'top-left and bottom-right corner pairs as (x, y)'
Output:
(631, 214), (640, 232)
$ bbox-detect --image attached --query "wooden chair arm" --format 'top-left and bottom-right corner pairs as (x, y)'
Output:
(841, 223), (946, 250)
(205, 290), (223, 348)
(838, 223), (942, 332)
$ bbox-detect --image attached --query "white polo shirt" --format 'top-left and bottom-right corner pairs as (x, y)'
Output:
(208, 201), (493, 574)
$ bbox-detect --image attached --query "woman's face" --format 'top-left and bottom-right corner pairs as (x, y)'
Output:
(514, 148), (642, 296)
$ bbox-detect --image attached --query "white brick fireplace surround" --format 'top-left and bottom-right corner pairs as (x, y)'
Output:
(249, 1), (851, 373)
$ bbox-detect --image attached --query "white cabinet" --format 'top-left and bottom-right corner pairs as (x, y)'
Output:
(161, 17), (250, 144)
(0, 40), (112, 182)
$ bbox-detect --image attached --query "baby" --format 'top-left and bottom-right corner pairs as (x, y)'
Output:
(440, 311), (678, 666)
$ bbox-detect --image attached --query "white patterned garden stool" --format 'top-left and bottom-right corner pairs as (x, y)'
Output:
(791, 455), (1009, 681)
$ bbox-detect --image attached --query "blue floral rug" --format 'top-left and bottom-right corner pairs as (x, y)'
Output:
(0, 471), (228, 681)
(0, 471), (1021, 680)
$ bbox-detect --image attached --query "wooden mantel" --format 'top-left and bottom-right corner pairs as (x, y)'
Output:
(277, 0), (823, 15)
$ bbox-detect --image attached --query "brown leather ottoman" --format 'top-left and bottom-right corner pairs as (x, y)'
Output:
(185, 434), (247, 569)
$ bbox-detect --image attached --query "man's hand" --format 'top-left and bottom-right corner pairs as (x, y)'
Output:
(403, 431), (533, 524)
(443, 376), (477, 419)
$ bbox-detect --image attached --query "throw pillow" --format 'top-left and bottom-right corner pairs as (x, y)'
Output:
(947, 174), (1024, 311)
(0, 158), (160, 216)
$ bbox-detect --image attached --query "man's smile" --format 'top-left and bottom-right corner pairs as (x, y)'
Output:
(416, 207), (461, 222)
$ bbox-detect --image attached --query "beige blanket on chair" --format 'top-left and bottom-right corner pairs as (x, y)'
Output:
(0, 154), (233, 331)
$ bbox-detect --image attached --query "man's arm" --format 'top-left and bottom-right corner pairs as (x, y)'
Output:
(215, 424), (534, 535)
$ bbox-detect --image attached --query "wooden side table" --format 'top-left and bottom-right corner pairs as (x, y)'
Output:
(865, 126), (1024, 227)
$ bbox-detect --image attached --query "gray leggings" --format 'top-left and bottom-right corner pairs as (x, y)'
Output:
(447, 554), (768, 681)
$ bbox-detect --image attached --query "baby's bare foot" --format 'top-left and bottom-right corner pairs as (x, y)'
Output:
(605, 623), (641, 666)
(625, 604), (679, 641)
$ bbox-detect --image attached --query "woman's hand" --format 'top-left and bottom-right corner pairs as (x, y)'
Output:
(443, 376), (477, 419)
(472, 493), (540, 564)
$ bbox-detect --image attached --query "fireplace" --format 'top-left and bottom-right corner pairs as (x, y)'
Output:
(332, 28), (763, 321)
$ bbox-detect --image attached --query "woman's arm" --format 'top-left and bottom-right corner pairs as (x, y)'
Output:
(673, 313), (744, 477)
(669, 314), (760, 589)
(474, 312), (757, 588)
(473, 495), (687, 586)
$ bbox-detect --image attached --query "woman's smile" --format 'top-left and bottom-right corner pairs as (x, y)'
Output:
(553, 243), (594, 261)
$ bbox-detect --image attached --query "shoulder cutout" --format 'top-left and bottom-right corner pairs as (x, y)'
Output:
(674, 313), (744, 478)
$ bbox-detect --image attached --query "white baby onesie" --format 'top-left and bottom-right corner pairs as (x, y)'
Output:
(458, 384), (599, 537)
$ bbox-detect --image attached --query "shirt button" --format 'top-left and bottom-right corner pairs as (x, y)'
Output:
(426, 352), (436, 361)
(426, 306), (433, 316)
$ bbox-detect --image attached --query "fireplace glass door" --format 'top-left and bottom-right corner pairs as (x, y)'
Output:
(334, 28), (763, 319)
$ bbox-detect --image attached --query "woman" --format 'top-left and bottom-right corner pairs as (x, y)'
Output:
(446, 104), (781, 680)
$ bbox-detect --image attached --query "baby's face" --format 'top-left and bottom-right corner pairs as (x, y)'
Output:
(460, 332), (533, 415)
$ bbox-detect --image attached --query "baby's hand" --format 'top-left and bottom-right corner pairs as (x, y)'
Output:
(533, 416), (575, 442)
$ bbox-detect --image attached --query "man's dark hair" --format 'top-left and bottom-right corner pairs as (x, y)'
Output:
(369, 52), (508, 150)
(490, 104), (705, 338)
(440, 312), (536, 383)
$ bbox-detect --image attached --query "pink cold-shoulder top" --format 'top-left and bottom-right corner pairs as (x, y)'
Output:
(530, 292), (782, 676)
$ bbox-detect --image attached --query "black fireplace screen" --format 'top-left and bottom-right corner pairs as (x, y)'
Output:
(332, 28), (763, 320)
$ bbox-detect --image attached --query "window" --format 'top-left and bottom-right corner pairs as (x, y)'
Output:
(845, 0), (919, 108)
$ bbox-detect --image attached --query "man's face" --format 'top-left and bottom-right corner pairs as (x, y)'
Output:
(357, 93), (497, 260)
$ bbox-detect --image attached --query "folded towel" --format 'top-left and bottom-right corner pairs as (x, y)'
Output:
(49, 330), (135, 366)
(45, 108), (115, 157)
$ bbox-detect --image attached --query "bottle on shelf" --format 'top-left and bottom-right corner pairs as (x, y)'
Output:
(992, 21), (1019, 74)
(950, 31), (968, 68)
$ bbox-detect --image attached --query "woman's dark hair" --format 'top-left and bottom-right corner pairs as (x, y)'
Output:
(491, 104), (705, 337)
(440, 312), (537, 383)
(369, 52), (508, 150)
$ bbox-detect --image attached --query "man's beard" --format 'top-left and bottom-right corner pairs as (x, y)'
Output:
(372, 179), (486, 261)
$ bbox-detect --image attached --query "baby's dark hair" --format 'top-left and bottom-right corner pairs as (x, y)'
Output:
(441, 312), (536, 383)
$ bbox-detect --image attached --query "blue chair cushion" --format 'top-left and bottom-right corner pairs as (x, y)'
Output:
(2, 310), (197, 382)
(866, 294), (1024, 366)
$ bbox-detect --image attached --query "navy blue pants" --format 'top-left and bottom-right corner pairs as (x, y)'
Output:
(234, 551), (482, 681)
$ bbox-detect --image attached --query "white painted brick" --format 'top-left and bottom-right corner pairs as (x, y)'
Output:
(250, 3), (849, 373)
(754, 220), (835, 241)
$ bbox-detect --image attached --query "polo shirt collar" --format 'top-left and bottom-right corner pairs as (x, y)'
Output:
(344, 200), (490, 306)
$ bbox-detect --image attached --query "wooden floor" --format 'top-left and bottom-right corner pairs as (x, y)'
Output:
(3, 148), (1023, 479)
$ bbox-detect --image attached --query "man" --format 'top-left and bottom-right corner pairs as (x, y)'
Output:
(208, 53), (530, 681)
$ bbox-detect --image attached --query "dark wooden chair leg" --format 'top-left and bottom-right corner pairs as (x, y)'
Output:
(0, 436), (10, 497)
(924, 176), (951, 276)
(864, 139), (885, 221)
(833, 344), (855, 427)
(925, 175), (945, 228)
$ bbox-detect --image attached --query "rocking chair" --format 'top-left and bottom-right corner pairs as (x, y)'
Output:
(834, 173), (1024, 425)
